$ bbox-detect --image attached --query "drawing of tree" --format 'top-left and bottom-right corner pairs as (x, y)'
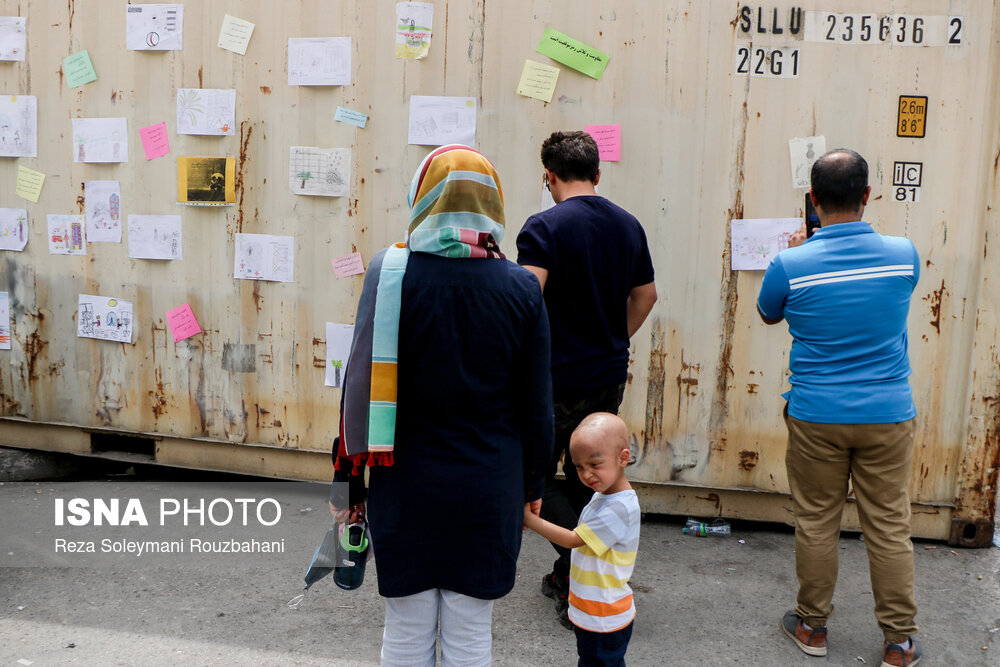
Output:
(178, 89), (203, 126)
(74, 134), (86, 161)
(296, 171), (313, 189)
(330, 359), (343, 386)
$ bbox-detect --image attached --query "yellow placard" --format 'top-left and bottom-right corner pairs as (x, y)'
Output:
(897, 96), (927, 138)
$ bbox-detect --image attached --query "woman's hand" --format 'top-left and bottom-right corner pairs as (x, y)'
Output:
(329, 501), (365, 524)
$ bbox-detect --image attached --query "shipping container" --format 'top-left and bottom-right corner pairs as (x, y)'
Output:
(1, 1), (997, 545)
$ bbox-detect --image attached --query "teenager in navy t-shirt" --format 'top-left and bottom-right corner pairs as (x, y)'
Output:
(516, 130), (656, 629)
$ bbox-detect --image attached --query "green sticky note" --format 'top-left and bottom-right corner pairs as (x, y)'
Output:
(536, 27), (609, 80)
(63, 50), (97, 88)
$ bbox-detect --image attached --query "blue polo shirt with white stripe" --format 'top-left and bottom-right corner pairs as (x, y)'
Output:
(757, 221), (919, 424)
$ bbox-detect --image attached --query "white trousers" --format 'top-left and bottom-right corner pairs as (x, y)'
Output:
(381, 588), (494, 667)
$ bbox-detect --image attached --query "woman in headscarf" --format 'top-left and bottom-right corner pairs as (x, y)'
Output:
(329, 145), (553, 666)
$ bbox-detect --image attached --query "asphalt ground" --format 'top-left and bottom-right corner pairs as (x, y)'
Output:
(0, 467), (997, 666)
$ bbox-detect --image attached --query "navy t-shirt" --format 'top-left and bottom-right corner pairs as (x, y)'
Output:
(517, 195), (655, 401)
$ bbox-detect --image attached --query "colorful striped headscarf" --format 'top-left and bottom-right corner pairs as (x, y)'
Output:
(340, 145), (505, 468)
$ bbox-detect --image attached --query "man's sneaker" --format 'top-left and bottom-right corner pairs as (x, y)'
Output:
(541, 573), (568, 607)
(557, 605), (574, 631)
(881, 637), (921, 667)
(781, 610), (828, 657)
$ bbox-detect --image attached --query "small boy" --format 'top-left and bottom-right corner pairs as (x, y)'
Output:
(524, 412), (640, 667)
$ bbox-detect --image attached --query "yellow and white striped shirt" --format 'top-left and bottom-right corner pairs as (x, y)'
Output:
(569, 489), (640, 633)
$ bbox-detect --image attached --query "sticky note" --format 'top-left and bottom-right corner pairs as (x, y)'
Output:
(332, 252), (365, 278)
(15, 165), (44, 203)
(138, 121), (170, 160)
(63, 50), (97, 88)
(218, 14), (254, 55)
(166, 303), (202, 342)
(536, 27), (609, 80)
(585, 124), (621, 162)
(334, 106), (368, 128)
(517, 59), (560, 103)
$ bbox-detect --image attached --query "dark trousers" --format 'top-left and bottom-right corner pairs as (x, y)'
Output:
(541, 383), (626, 579)
(575, 621), (633, 667)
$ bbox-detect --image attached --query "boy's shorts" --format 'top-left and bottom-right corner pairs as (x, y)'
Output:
(574, 620), (633, 666)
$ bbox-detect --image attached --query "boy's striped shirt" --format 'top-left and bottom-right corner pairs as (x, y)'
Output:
(568, 489), (640, 633)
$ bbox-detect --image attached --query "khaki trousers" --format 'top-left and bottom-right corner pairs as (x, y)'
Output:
(784, 412), (918, 644)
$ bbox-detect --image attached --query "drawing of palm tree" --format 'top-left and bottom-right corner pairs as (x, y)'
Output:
(296, 171), (312, 189)
(74, 133), (86, 160)
(178, 89), (203, 126)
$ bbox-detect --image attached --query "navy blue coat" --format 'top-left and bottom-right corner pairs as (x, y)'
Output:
(334, 250), (553, 599)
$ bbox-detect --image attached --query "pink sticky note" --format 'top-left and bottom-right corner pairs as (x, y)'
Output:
(139, 121), (170, 160)
(585, 124), (621, 162)
(166, 303), (202, 342)
(332, 252), (365, 278)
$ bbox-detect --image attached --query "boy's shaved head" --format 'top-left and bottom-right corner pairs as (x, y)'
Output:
(570, 412), (629, 458)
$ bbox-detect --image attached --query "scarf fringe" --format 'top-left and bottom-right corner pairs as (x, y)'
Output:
(369, 451), (394, 467)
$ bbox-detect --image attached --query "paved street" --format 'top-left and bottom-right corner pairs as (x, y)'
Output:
(1, 473), (997, 666)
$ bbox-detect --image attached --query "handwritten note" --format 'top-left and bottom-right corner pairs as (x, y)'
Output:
(15, 165), (44, 203)
(536, 27), (609, 80)
(517, 60), (560, 103)
(166, 303), (202, 342)
(332, 252), (365, 278)
(218, 14), (254, 55)
(585, 124), (621, 162)
(139, 121), (170, 160)
(63, 50), (97, 88)
(334, 106), (368, 128)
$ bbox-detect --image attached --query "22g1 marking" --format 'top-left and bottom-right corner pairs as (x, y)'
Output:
(735, 46), (799, 78)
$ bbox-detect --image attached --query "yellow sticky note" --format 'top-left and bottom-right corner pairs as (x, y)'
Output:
(15, 165), (45, 203)
(218, 15), (254, 55)
(517, 59), (560, 103)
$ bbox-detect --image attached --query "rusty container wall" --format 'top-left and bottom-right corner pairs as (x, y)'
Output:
(0, 1), (998, 543)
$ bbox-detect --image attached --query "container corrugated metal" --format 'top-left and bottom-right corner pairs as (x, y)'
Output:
(1, 1), (997, 544)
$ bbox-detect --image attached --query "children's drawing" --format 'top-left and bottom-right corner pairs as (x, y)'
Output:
(789, 135), (826, 190)
(234, 233), (294, 283)
(0, 208), (28, 251)
(78, 294), (134, 344)
(85, 181), (122, 243)
(325, 322), (354, 388)
(395, 3), (433, 59)
(408, 96), (476, 146)
(289, 147), (350, 197)
(127, 215), (182, 260)
(177, 156), (236, 205)
(288, 37), (351, 86)
(176, 88), (235, 136)
(72, 117), (128, 163)
(0, 95), (36, 157)
(47, 215), (86, 256)
(125, 4), (183, 51)
(0, 17), (26, 61)
(730, 218), (803, 271)
(0, 290), (9, 349)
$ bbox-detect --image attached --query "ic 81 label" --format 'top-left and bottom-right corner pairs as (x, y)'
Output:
(734, 46), (800, 78)
(804, 14), (963, 46)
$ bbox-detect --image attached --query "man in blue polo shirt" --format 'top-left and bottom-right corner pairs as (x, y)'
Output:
(758, 149), (922, 667)
(517, 130), (657, 629)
